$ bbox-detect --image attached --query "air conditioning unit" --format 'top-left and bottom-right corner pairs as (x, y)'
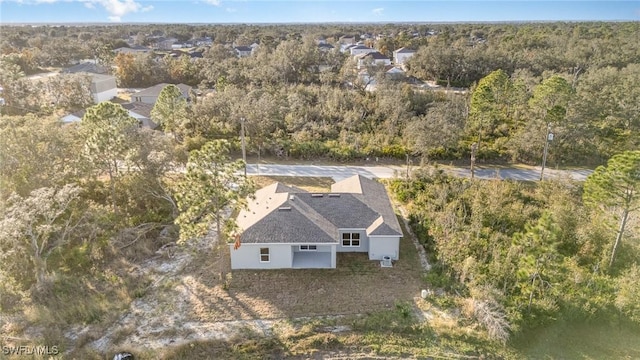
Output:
(380, 255), (392, 268)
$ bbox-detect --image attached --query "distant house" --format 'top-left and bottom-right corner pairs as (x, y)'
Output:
(61, 102), (156, 129)
(338, 35), (357, 45)
(393, 47), (417, 66)
(316, 36), (327, 45)
(230, 175), (402, 270)
(317, 43), (335, 52)
(121, 102), (157, 129)
(234, 46), (253, 58)
(350, 45), (377, 57)
(356, 51), (391, 69)
(113, 45), (150, 55)
(385, 66), (406, 80)
(193, 37), (213, 46)
(61, 63), (117, 103)
(131, 83), (192, 105)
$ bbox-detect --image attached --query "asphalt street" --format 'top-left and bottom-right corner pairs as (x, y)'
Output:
(246, 164), (593, 181)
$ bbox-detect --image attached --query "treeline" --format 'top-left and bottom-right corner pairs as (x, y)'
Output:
(2, 22), (638, 165)
(389, 161), (640, 341)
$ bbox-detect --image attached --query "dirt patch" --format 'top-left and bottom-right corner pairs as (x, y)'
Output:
(85, 222), (423, 355)
(251, 176), (334, 193)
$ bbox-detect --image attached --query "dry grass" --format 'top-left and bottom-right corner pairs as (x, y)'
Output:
(250, 175), (334, 193)
(179, 222), (423, 324)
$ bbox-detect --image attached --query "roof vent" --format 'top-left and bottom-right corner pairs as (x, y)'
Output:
(289, 195), (295, 201)
(278, 206), (292, 211)
(311, 193), (324, 198)
(328, 193), (341, 197)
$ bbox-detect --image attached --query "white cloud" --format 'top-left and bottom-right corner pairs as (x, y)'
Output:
(226, 7), (236, 13)
(372, 7), (384, 15)
(6, 0), (154, 21)
(81, 0), (154, 21)
(203, 0), (221, 5)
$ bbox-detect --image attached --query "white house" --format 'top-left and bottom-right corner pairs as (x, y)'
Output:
(393, 47), (417, 66)
(89, 74), (118, 103)
(234, 46), (253, 58)
(356, 51), (392, 69)
(61, 63), (117, 103)
(229, 175), (402, 270)
(131, 83), (192, 104)
(60, 102), (156, 129)
(350, 45), (377, 56)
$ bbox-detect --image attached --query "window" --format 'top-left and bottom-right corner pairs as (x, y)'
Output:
(299, 245), (317, 251)
(260, 247), (270, 262)
(342, 232), (361, 247)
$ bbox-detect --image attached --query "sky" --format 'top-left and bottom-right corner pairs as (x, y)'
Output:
(0, 0), (639, 24)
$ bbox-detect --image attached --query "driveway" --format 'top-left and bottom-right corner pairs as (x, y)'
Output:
(246, 164), (592, 181)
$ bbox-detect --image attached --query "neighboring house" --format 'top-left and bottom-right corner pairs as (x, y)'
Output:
(61, 63), (117, 103)
(234, 46), (253, 58)
(350, 45), (376, 56)
(341, 43), (357, 53)
(113, 45), (150, 55)
(318, 43), (335, 52)
(193, 37), (213, 46)
(385, 66), (406, 80)
(230, 175), (402, 270)
(61, 102), (156, 129)
(356, 51), (391, 69)
(131, 83), (192, 104)
(338, 35), (356, 45)
(121, 102), (157, 129)
(393, 47), (417, 66)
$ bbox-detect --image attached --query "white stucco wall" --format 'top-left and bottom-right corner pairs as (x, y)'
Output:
(394, 51), (415, 65)
(368, 236), (400, 260)
(93, 88), (117, 103)
(229, 243), (293, 269)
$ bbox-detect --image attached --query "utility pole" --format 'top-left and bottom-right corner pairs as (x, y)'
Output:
(406, 153), (410, 179)
(540, 123), (553, 181)
(470, 142), (478, 179)
(240, 117), (247, 177)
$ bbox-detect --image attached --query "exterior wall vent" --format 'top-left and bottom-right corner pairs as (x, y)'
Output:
(328, 193), (341, 197)
(311, 193), (324, 197)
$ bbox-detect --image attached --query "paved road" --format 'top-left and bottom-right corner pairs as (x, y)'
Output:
(246, 164), (592, 181)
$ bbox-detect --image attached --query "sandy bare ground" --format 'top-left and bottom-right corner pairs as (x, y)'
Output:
(81, 217), (425, 355)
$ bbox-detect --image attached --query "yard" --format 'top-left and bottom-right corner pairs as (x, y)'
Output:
(183, 224), (423, 323)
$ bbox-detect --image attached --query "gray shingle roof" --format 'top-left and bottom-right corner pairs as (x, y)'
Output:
(238, 175), (401, 244)
(134, 83), (192, 99)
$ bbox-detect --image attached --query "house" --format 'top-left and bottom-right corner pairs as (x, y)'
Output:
(393, 47), (417, 66)
(113, 45), (150, 55)
(234, 46), (253, 58)
(350, 45), (376, 56)
(318, 43), (335, 52)
(131, 83), (192, 104)
(61, 102), (156, 129)
(61, 63), (117, 103)
(385, 66), (406, 80)
(121, 102), (157, 129)
(229, 175), (402, 270)
(338, 35), (356, 45)
(356, 51), (391, 69)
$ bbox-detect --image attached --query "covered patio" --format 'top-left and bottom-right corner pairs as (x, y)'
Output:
(292, 251), (333, 269)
